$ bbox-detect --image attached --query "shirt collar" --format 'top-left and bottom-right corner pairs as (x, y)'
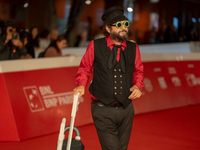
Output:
(105, 36), (127, 49)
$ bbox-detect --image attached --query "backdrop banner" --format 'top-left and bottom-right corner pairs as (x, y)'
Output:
(0, 57), (200, 141)
(133, 61), (200, 114)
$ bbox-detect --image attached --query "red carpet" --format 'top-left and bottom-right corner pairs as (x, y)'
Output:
(0, 105), (200, 150)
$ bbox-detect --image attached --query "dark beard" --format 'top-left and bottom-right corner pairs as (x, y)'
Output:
(110, 29), (129, 42)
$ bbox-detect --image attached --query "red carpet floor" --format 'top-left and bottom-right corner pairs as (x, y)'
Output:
(0, 104), (200, 150)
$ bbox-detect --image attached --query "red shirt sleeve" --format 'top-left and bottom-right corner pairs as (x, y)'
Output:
(133, 44), (144, 89)
(75, 40), (94, 88)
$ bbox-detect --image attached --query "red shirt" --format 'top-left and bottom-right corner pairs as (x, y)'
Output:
(75, 36), (144, 93)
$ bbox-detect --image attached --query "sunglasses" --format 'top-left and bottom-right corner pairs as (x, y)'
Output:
(111, 20), (130, 29)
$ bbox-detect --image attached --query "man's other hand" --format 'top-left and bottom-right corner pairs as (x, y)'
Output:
(128, 85), (142, 100)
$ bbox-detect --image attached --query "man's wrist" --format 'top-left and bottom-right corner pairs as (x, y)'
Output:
(77, 85), (85, 88)
(132, 85), (139, 90)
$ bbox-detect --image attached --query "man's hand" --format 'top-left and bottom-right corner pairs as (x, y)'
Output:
(128, 85), (142, 100)
(4, 33), (12, 44)
(73, 85), (85, 99)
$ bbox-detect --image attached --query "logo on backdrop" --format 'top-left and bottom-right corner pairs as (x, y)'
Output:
(23, 86), (45, 112)
(185, 73), (200, 87)
(144, 64), (199, 93)
(23, 85), (84, 112)
(143, 78), (153, 92)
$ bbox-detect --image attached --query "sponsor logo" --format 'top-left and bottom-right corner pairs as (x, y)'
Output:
(153, 67), (161, 72)
(143, 78), (153, 92)
(23, 85), (84, 112)
(185, 73), (200, 87)
(23, 86), (45, 112)
(157, 77), (168, 89)
(171, 77), (182, 87)
(168, 67), (177, 74)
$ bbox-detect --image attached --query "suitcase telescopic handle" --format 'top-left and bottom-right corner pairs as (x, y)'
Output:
(71, 92), (80, 117)
(57, 118), (66, 150)
(66, 92), (80, 150)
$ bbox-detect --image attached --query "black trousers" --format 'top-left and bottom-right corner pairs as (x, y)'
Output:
(91, 101), (134, 150)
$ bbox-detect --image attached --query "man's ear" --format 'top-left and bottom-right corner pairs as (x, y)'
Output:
(105, 25), (111, 34)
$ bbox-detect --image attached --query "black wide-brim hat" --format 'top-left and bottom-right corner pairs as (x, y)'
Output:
(101, 6), (128, 24)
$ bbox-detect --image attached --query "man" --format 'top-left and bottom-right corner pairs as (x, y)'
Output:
(0, 19), (27, 60)
(73, 6), (144, 150)
(50, 28), (59, 42)
(19, 30), (34, 58)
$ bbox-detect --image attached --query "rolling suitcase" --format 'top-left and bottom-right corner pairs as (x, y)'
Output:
(57, 93), (84, 150)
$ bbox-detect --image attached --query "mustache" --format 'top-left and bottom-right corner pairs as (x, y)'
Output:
(119, 30), (128, 33)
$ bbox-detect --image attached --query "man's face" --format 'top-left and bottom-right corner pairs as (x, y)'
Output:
(107, 20), (129, 42)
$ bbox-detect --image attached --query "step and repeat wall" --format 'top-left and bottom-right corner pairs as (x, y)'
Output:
(1, 43), (200, 141)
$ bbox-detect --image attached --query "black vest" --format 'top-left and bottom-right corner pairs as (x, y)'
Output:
(89, 38), (136, 108)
